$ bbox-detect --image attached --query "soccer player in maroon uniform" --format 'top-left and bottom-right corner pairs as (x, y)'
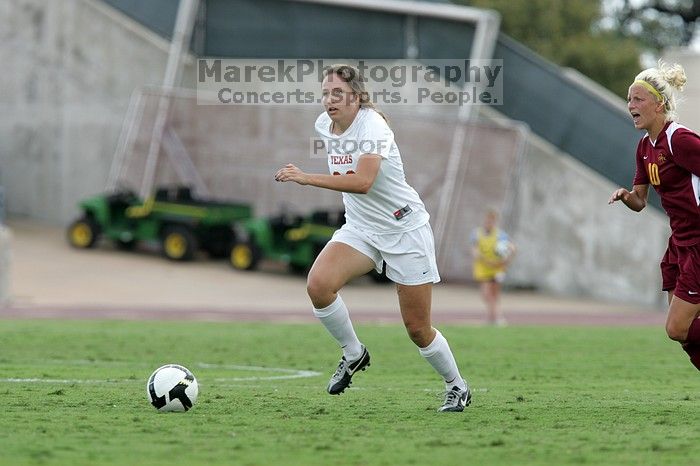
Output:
(609, 61), (700, 371)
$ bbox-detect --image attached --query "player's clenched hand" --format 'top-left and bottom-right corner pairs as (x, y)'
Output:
(608, 188), (630, 204)
(275, 164), (309, 185)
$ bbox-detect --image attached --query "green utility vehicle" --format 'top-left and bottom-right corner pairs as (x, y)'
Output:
(67, 186), (253, 261)
(229, 210), (345, 273)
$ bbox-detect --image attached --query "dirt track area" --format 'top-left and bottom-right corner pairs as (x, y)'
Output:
(1, 219), (666, 327)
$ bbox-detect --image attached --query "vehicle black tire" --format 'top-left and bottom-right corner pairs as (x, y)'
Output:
(205, 240), (231, 258)
(204, 226), (234, 258)
(229, 240), (261, 271)
(67, 217), (100, 249)
(209, 247), (229, 258)
(161, 225), (198, 261)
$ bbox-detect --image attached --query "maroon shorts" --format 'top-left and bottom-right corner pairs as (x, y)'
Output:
(660, 239), (700, 304)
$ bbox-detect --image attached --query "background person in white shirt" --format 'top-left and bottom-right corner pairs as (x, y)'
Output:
(275, 64), (471, 412)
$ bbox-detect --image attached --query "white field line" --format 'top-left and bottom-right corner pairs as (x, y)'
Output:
(0, 360), (321, 384)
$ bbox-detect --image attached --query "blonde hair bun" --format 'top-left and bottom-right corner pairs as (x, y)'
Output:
(659, 61), (687, 91)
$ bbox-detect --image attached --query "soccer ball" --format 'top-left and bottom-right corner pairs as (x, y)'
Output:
(146, 364), (199, 412)
(494, 240), (512, 259)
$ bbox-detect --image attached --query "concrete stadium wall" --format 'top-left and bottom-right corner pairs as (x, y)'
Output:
(505, 129), (669, 308)
(0, 225), (10, 305)
(0, 0), (670, 306)
(108, 89), (525, 284)
(662, 48), (700, 133)
(0, 0), (195, 222)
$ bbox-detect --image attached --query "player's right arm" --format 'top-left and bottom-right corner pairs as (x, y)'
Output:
(610, 138), (649, 211)
(608, 184), (649, 212)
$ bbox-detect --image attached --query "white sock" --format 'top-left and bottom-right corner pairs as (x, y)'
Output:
(418, 329), (467, 390)
(313, 295), (363, 361)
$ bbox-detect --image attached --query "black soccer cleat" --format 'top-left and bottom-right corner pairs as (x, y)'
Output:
(438, 381), (472, 412)
(327, 346), (370, 395)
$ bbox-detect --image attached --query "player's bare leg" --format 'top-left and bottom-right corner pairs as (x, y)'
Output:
(482, 281), (505, 326)
(397, 283), (471, 411)
(307, 242), (375, 394)
(307, 242), (374, 308)
(665, 294), (700, 370)
(397, 283), (434, 347)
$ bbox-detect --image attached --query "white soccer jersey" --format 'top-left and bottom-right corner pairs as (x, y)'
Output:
(315, 107), (430, 233)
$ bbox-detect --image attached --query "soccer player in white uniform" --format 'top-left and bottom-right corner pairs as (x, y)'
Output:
(275, 64), (471, 412)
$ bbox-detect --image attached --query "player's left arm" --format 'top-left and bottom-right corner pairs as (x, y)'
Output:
(671, 131), (700, 176)
(274, 154), (381, 194)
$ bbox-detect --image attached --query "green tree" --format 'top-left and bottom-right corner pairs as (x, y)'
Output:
(605, 0), (699, 51)
(455, 0), (643, 98)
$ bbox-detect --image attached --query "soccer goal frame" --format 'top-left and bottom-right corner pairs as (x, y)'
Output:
(108, 0), (500, 265)
(292, 0), (501, 264)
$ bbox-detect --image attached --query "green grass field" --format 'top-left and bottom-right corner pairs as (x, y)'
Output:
(0, 320), (698, 466)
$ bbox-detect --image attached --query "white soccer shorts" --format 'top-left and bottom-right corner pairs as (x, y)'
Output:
(329, 222), (441, 285)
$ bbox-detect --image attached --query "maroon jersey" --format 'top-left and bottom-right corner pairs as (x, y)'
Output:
(633, 121), (700, 246)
